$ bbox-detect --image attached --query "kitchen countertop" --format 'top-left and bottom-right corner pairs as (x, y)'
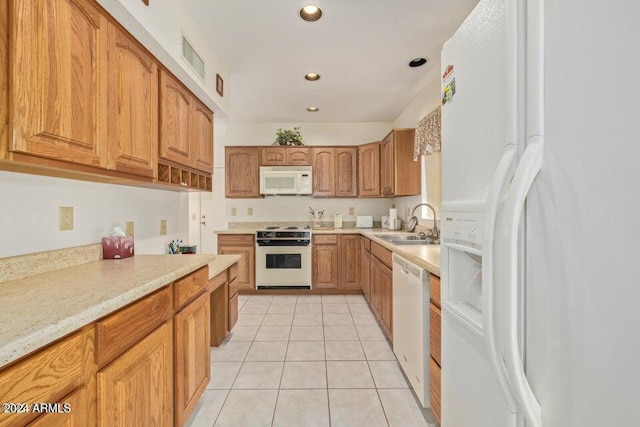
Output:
(0, 254), (239, 369)
(217, 227), (441, 276)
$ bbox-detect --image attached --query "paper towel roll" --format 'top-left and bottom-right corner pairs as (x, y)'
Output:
(389, 208), (398, 220)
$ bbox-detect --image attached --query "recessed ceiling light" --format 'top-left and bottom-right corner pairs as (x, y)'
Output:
(409, 58), (428, 68)
(300, 5), (322, 21)
(305, 73), (321, 81)
(306, 107), (319, 112)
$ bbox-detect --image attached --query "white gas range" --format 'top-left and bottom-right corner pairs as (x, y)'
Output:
(255, 226), (312, 290)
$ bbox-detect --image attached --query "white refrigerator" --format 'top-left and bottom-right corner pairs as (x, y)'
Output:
(440, 0), (640, 426)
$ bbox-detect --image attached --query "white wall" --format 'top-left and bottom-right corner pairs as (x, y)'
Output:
(0, 171), (190, 258)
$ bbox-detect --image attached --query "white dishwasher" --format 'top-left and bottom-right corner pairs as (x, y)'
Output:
(392, 253), (430, 408)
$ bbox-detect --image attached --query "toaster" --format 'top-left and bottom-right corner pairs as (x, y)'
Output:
(356, 215), (373, 228)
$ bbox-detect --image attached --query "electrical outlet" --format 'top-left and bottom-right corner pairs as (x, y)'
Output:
(160, 220), (167, 235)
(191, 213), (196, 220)
(231, 207), (237, 216)
(58, 207), (74, 231)
(247, 207), (253, 216)
(125, 221), (134, 237)
(349, 207), (355, 216)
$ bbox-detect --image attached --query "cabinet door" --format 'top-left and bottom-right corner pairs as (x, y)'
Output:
(336, 147), (358, 197)
(219, 245), (255, 290)
(107, 23), (158, 178)
(286, 147), (311, 165)
(358, 142), (381, 197)
(175, 293), (210, 426)
(191, 100), (214, 173)
(28, 385), (91, 427)
(312, 243), (339, 288)
(98, 321), (173, 427)
(312, 147), (336, 197)
(159, 70), (192, 166)
(361, 241), (371, 302)
(260, 147), (286, 165)
(370, 260), (381, 316)
(381, 132), (395, 196)
(430, 302), (442, 367)
(380, 263), (393, 340)
(225, 147), (260, 198)
(11, 0), (108, 167)
(339, 235), (360, 288)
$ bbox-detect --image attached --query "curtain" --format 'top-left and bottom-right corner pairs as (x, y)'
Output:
(413, 106), (441, 160)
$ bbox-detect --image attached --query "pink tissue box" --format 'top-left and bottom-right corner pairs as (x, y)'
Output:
(102, 236), (135, 259)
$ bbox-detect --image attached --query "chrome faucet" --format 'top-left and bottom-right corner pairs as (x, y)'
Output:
(411, 203), (439, 240)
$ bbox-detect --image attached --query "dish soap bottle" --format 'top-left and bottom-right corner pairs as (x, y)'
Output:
(334, 212), (343, 229)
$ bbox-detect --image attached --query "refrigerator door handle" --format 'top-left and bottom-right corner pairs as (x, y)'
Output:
(499, 136), (544, 427)
(482, 143), (518, 415)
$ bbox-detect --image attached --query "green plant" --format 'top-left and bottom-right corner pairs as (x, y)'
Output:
(274, 127), (304, 146)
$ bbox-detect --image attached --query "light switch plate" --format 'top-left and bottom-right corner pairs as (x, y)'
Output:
(247, 207), (253, 216)
(231, 208), (237, 216)
(160, 220), (167, 235)
(125, 221), (134, 237)
(58, 207), (74, 231)
(349, 207), (355, 216)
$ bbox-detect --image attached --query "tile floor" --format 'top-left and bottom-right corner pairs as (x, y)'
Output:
(186, 294), (439, 427)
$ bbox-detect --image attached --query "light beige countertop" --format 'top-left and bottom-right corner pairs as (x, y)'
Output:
(216, 227), (441, 276)
(0, 254), (221, 369)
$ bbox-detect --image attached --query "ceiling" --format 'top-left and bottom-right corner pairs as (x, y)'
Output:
(183, 0), (478, 123)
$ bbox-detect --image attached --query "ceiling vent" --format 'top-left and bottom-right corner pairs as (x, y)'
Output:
(182, 35), (206, 81)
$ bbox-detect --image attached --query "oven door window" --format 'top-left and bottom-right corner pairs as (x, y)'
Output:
(266, 253), (302, 269)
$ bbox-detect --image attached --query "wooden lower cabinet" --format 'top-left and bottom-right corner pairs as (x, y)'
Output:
(97, 321), (173, 427)
(218, 235), (255, 290)
(430, 357), (442, 422)
(312, 236), (339, 289)
(339, 235), (360, 289)
(29, 385), (91, 427)
(379, 261), (393, 340)
(209, 271), (229, 347)
(360, 238), (371, 302)
(368, 242), (393, 340)
(429, 274), (442, 423)
(175, 293), (210, 426)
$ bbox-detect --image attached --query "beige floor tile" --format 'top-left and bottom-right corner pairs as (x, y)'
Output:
(324, 325), (359, 341)
(273, 389), (330, 427)
(323, 313), (354, 326)
(325, 341), (366, 361)
(267, 304), (296, 314)
(210, 342), (251, 362)
(207, 362), (242, 389)
(249, 295), (274, 303)
(378, 389), (430, 427)
(185, 389), (229, 427)
(294, 303), (322, 313)
(352, 312), (378, 326)
(240, 303), (269, 314)
(296, 295), (322, 304)
(225, 325), (259, 342)
(326, 361), (375, 388)
(322, 303), (350, 314)
(238, 295), (250, 304)
(280, 361), (327, 389)
(245, 341), (289, 361)
(328, 389), (388, 427)
(289, 325), (324, 341)
(369, 361), (410, 388)
(321, 295), (347, 303)
(232, 361), (284, 389)
(235, 313), (265, 326)
(349, 304), (374, 314)
(345, 294), (367, 304)
(214, 389), (278, 427)
(361, 340), (397, 361)
(356, 324), (387, 341)
(293, 313), (323, 326)
(262, 313), (294, 326)
(271, 295), (298, 305)
(286, 341), (325, 361)
(254, 325), (291, 341)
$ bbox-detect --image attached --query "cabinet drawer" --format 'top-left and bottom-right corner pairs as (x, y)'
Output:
(313, 234), (338, 245)
(218, 234), (254, 246)
(228, 262), (239, 283)
(371, 241), (392, 269)
(430, 303), (441, 366)
(208, 270), (227, 293)
(229, 279), (240, 299)
(430, 357), (441, 422)
(96, 286), (172, 368)
(175, 266), (209, 309)
(430, 275), (441, 307)
(363, 237), (371, 252)
(228, 293), (239, 331)
(28, 384), (89, 427)
(0, 328), (94, 427)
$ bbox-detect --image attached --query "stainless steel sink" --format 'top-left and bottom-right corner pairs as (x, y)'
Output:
(373, 234), (439, 245)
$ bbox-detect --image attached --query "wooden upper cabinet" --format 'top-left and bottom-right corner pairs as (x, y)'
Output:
(191, 100), (214, 174)
(287, 147), (311, 165)
(312, 147), (336, 197)
(381, 129), (420, 196)
(336, 147), (357, 197)
(358, 142), (381, 197)
(225, 147), (260, 198)
(106, 22), (158, 178)
(11, 0), (108, 167)
(260, 147), (287, 165)
(159, 70), (192, 166)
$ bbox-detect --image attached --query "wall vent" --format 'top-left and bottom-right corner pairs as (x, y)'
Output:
(182, 35), (206, 81)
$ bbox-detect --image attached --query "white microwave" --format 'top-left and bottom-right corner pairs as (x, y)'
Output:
(259, 166), (313, 195)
